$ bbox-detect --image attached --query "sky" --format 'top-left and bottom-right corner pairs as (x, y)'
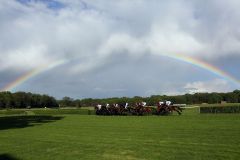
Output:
(0, 0), (240, 99)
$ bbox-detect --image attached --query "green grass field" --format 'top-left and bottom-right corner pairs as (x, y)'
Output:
(0, 108), (240, 160)
(0, 108), (95, 116)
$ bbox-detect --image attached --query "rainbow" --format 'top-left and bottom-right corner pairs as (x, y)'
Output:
(164, 53), (240, 86)
(1, 59), (68, 92)
(1, 53), (239, 92)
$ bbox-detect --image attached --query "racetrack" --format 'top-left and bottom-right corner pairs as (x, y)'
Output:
(0, 108), (239, 160)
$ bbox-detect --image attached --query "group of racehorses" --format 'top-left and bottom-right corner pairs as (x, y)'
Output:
(95, 101), (183, 116)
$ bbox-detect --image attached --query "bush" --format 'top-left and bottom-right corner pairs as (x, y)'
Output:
(200, 104), (240, 113)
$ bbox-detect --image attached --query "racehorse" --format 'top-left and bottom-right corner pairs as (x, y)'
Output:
(95, 103), (129, 115)
(143, 106), (153, 115)
(156, 102), (170, 115)
(133, 102), (146, 115)
(95, 104), (101, 115)
(156, 101), (182, 115)
(95, 104), (109, 115)
(168, 105), (182, 115)
(108, 104), (118, 115)
(117, 103), (128, 115)
(95, 101), (182, 116)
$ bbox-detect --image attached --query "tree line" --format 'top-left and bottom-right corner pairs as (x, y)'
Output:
(59, 90), (240, 107)
(0, 90), (240, 109)
(0, 91), (58, 109)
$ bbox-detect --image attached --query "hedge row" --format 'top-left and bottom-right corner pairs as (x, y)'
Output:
(200, 105), (240, 113)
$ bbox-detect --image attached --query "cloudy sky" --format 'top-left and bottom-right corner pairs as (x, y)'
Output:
(0, 0), (240, 99)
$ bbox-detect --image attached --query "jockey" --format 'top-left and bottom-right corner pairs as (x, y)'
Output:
(125, 103), (128, 109)
(142, 102), (147, 106)
(106, 103), (110, 108)
(96, 104), (102, 110)
(166, 101), (172, 106)
(158, 101), (164, 106)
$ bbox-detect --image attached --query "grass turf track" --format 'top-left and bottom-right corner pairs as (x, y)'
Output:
(0, 108), (240, 160)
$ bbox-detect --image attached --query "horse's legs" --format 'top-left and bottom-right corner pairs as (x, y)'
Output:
(176, 109), (181, 115)
(173, 106), (181, 115)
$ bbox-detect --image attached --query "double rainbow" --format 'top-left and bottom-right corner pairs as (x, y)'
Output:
(1, 54), (239, 92)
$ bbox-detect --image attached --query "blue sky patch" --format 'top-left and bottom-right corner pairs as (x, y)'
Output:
(17, 0), (65, 10)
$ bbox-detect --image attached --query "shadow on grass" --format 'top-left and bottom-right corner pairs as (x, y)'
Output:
(0, 154), (20, 160)
(0, 115), (64, 130)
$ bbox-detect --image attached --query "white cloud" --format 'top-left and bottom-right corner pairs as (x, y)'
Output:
(147, 24), (204, 56)
(1, 0), (240, 97)
(184, 79), (232, 94)
(98, 33), (146, 56)
(1, 0), (240, 71)
(0, 44), (52, 70)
